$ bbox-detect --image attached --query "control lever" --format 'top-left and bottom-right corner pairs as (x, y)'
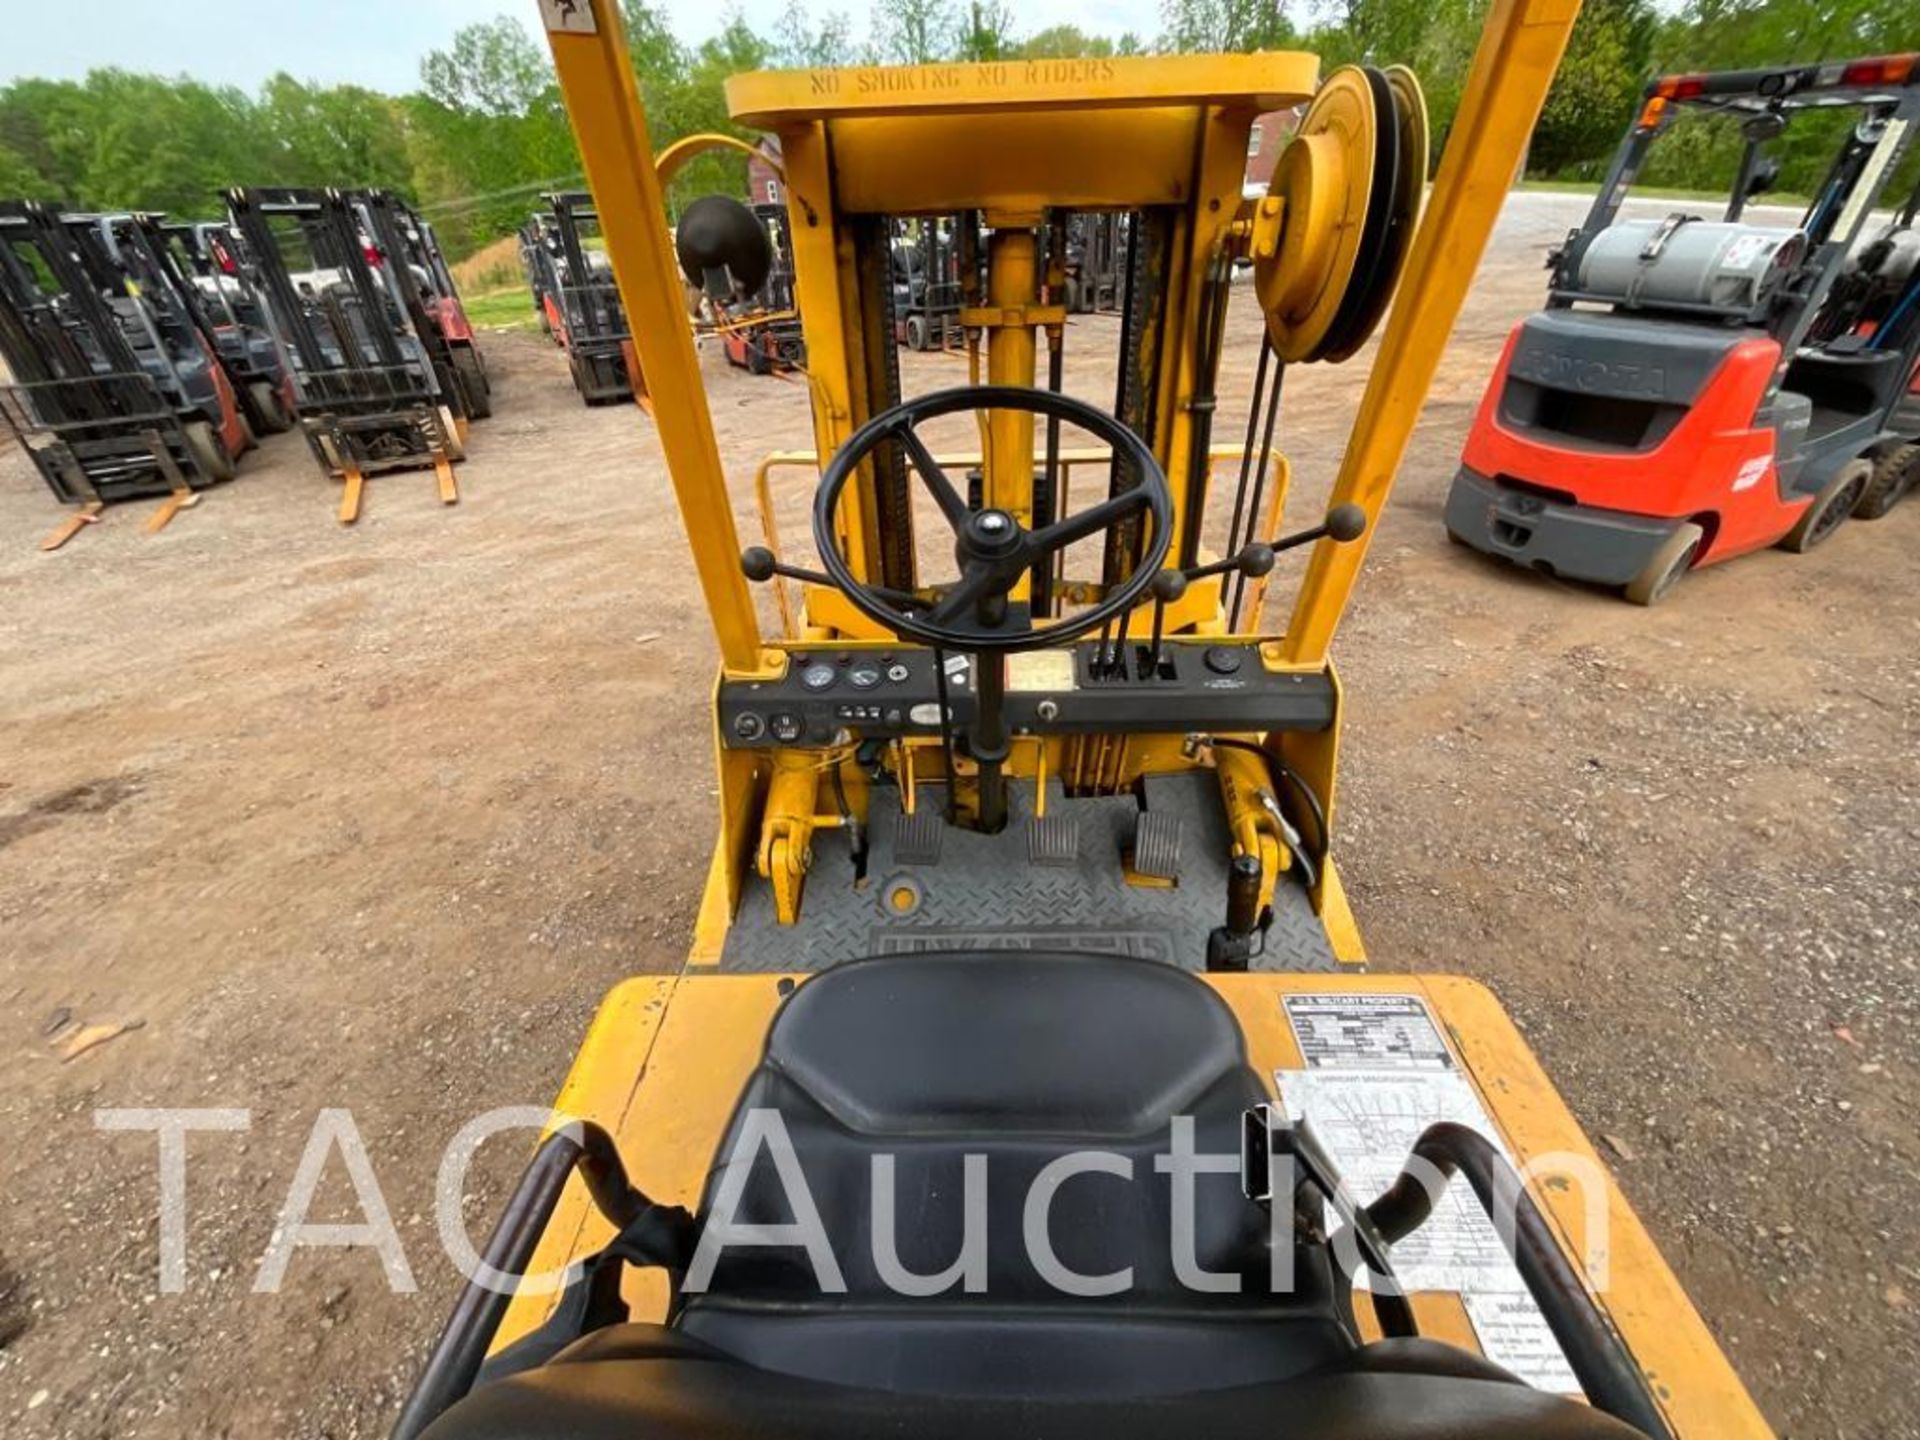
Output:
(741, 546), (920, 608)
(1135, 507), (1368, 678)
(1138, 544), (1273, 679)
(1268, 501), (1367, 554)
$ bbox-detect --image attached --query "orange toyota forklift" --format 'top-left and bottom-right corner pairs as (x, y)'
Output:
(1447, 56), (1920, 603)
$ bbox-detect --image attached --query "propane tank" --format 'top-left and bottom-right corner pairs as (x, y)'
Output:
(1577, 216), (1805, 311)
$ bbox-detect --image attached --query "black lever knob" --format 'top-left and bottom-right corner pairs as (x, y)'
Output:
(1325, 504), (1367, 542)
(1149, 569), (1189, 603)
(741, 546), (778, 582)
(1271, 504), (1369, 555)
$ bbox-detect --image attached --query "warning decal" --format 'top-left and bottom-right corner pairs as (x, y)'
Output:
(1284, 992), (1454, 1070)
(1464, 1293), (1580, 1394)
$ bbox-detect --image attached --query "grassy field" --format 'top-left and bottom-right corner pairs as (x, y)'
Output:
(1517, 178), (1814, 208)
(465, 287), (543, 331)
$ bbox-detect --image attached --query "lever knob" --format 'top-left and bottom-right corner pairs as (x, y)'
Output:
(1238, 543), (1276, 578)
(1150, 569), (1188, 603)
(741, 546), (777, 582)
(1325, 504), (1367, 542)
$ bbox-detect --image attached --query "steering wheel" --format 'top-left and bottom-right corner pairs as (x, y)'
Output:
(812, 386), (1172, 652)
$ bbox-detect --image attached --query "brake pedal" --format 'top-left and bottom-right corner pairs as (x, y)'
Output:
(894, 806), (945, 867)
(1128, 811), (1183, 882)
(1028, 814), (1079, 867)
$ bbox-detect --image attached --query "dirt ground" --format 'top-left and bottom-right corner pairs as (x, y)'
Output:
(0, 191), (1915, 1439)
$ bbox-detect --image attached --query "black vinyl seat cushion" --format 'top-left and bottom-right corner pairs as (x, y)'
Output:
(424, 953), (1645, 1439)
(675, 951), (1350, 1396)
(428, 1328), (1645, 1439)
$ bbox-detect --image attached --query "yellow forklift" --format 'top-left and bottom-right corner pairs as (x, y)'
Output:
(394, 3), (1772, 1436)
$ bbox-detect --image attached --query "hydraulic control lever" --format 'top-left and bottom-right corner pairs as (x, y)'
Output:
(1133, 504), (1370, 678)
(1269, 500), (1368, 554)
(740, 546), (920, 609)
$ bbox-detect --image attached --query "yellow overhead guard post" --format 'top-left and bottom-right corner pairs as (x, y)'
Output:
(1282, 0), (1585, 665)
(543, 3), (762, 674)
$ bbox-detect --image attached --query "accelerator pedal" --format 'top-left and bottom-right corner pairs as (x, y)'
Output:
(1028, 814), (1080, 868)
(894, 806), (945, 867)
(1127, 811), (1184, 885)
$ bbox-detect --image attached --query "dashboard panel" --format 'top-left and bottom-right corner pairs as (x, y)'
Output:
(717, 641), (1335, 748)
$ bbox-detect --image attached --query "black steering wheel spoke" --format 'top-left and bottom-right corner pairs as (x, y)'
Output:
(814, 386), (1172, 653)
(1031, 487), (1151, 552)
(894, 424), (972, 532)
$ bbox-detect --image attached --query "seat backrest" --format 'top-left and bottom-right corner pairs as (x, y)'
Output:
(677, 953), (1354, 1396)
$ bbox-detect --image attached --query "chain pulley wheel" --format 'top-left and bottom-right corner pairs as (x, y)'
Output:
(1319, 64), (1430, 363)
(1255, 66), (1380, 363)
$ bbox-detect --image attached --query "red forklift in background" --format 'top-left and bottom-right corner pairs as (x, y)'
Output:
(226, 186), (469, 521)
(0, 199), (252, 546)
(1447, 56), (1920, 604)
(678, 195), (806, 376)
(517, 212), (566, 344)
(361, 191), (492, 420)
(149, 217), (300, 437)
(541, 190), (636, 403)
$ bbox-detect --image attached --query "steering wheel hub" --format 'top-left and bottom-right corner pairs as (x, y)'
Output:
(963, 509), (1022, 557)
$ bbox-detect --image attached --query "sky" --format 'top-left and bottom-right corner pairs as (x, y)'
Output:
(2, 0), (1168, 95)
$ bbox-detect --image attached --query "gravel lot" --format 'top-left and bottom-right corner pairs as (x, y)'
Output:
(0, 191), (1914, 1438)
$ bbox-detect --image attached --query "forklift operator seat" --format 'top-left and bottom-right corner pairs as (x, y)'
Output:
(424, 954), (1644, 1439)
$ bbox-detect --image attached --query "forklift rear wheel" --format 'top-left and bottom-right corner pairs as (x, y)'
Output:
(905, 315), (930, 352)
(1853, 443), (1920, 520)
(1622, 521), (1702, 606)
(237, 410), (259, 454)
(1778, 460), (1869, 553)
(182, 420), (235, 482)
(453, 349), (493, 420)
(247, 381), (293, 434)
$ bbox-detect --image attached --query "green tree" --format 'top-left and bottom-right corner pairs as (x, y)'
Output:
(957, 1), (1019, 61)
(667, 16), (776, 211)
(1529, 0), (1656, 177)
(873, 0), (959, 63)
(258, 76), (414, 191)
(419, 17), (553, 116)
(1017, 25), (1117, 58)
(0, 141), (51, 199)
(1160, 0), (1296, 53)
(775, 0), (856, 67)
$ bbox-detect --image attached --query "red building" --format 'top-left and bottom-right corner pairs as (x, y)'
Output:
(746, 140), (783, 207)
(1244, 108), (1302, 196)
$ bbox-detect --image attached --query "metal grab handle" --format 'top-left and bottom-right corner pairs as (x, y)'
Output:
(392, 1122), (647, 1440)
(1364, 1122), (1674, 1440)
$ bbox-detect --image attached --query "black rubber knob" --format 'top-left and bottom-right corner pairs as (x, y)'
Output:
(1239, 543), (1276, 578)
(741, 546), (777, 582)
(1326, 504), (1368, 542)
(1150, 569), (1188, 603)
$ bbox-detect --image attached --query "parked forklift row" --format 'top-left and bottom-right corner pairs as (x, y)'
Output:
(0, 186), (491, 544)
